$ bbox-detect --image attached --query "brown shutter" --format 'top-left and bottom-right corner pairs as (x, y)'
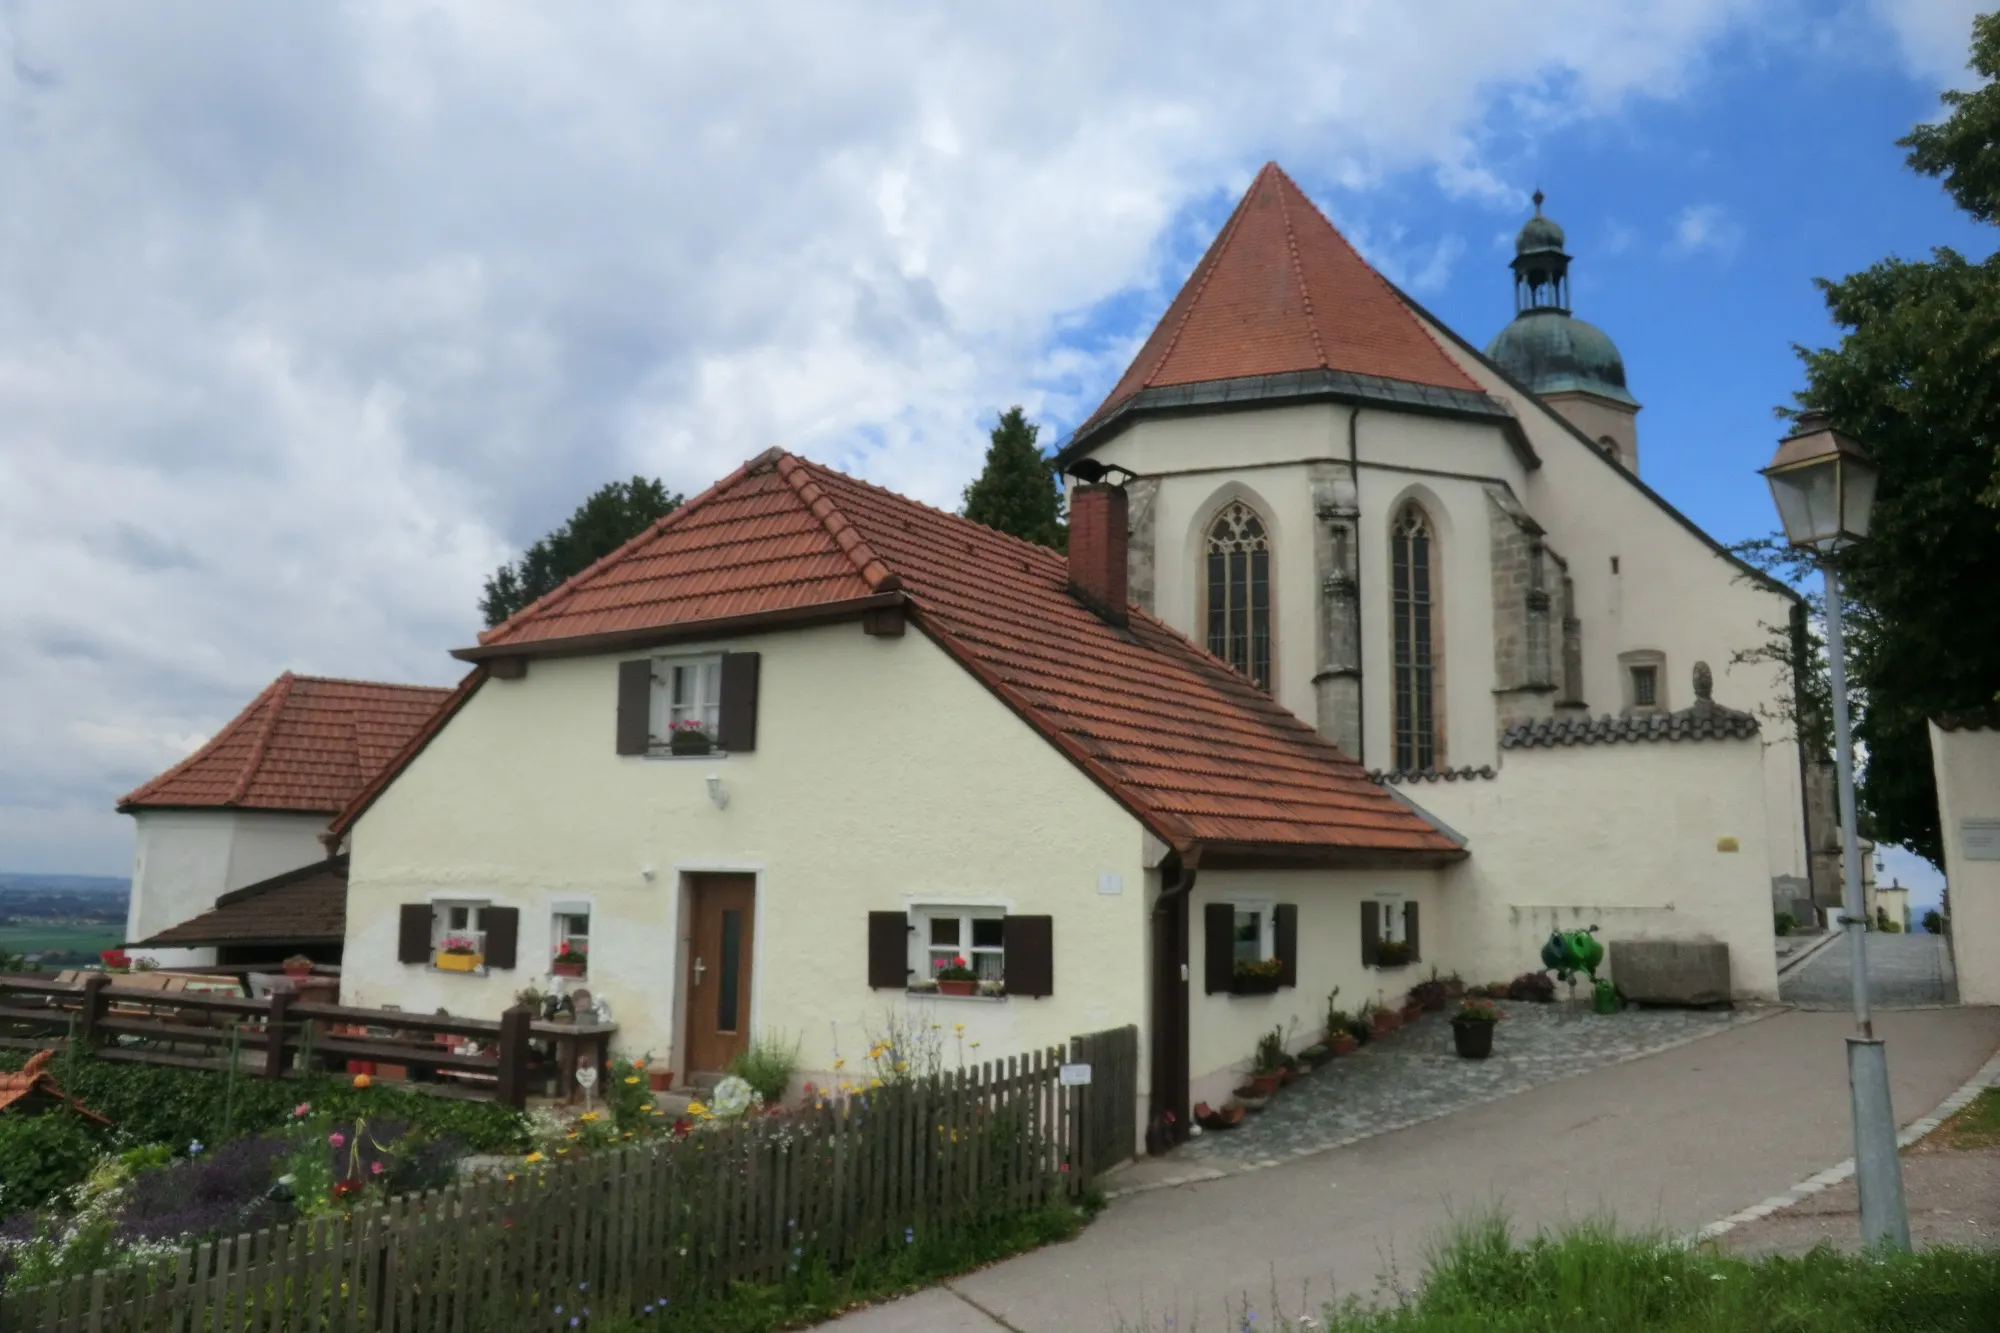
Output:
(1203, 902), (1235, 994)
(484, 907), (520, 970)
(397, 904), (432, 964)
(718, 652), (761, 753)
(1361, 900), (1381, 967)
(616, 659), (653, 755)
(1274, 903), (1299, 988)
(1405, 901), (1420, 963)
(1003, 915), (1054, 998)
(868, 911), (910, 989)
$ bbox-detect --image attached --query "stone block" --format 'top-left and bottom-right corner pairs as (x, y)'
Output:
(1611, 938), (1732, 1006)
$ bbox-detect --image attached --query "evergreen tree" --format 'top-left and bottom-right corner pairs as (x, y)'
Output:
(961, 406), (1066, 549)
(1783, 11), (2000, 864)
(481, 476), (683, 626)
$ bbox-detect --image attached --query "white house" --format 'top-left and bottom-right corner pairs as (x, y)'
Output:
(327, 164), (1808, 1152)
(118, 672), (451, 967)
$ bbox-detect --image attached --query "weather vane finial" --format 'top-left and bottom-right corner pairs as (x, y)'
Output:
(1532, 187), (1545, 214)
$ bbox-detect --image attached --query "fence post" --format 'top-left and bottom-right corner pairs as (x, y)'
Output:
(496, 1004), (532, 1109)
(264, 988), (293, 1078)
(76, 974), (111, 1048)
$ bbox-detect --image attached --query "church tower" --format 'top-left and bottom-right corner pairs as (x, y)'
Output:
(1484, 193), (1642, 472)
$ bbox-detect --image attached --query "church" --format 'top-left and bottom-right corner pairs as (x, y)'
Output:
(126, 162), (1810, 1152)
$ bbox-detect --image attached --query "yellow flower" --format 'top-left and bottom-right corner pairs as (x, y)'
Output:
(894, 1061), (908, 1072)
(953, 1024), (965, 1033)
(686, 1101), (707, 1116)
(578, 1111), (601, 1122)
(869, 1078), (883, 1089)
(624, 1076), (640, 1085)
(523, 1152), (544, 1163)
(833, 1058), (846, 1069)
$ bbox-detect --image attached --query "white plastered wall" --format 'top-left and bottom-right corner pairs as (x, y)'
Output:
(1409, 738), (1780, 1000)
(1929, 723), (2000, 1006)
(343, 621), (1150, 1093)
(1184, 867), (1443, 1109)
(125, 809), (330, 967)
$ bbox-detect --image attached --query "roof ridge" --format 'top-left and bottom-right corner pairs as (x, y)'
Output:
(797, 458), (1076, 568)
(1270, 164), (1331, 372)
(225, 672), (295, 805)
(477, 460), (759, 648)
(286, 674), (456, 694)
(773, 455), (903, 593)
(1133, 163), (1271, 395)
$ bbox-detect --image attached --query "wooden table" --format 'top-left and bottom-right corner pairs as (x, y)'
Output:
(531, 1019), (618, 1105)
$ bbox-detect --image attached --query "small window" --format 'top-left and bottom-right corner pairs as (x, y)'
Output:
(913, 907), (1006, 984)
(552, 910), (589, 974)
(1232, 905), (1274, 963)
(1619, 650), (1667, 714)
(1631, 665), (1657, 708)
(431, 900), (488, 971)
(650, 656), (723, 744)
(1377, 899), (1408, 944)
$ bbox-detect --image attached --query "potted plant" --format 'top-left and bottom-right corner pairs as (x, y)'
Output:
(1195, 1099), (1246, 1130)
(933, 955), (977, 997)
(552, 941), (587, 978)
(1232, 956), (1283, 995)
(1410, 969), (1450, 1012)
(1247, 1025), (1286, 1096)
(98, 948), (131, 973)
(434, 935), (483, 973)
(1444, 972), (1467, 1000)
(282, 954), (315, 979)
(1451, 996), (1503, 1059)
(1398, 994), (1424, 1025)
(1366, 1001), (1400, 1035)
(1374, 938), (1414, 969)
(668, 720), (714, 756)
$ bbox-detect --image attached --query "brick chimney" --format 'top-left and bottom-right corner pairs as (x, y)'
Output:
(1068, 483), (1129, 627)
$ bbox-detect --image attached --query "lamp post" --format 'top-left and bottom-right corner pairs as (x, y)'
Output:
(1761, 409), (1909, 1251)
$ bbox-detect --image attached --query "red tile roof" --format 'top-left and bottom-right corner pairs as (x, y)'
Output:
(1085, 162), (1480, 428)
(118, 675), (455, 815)
(414, 452), (1458, 864)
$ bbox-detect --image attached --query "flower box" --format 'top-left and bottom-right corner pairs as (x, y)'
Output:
(434, 952), (483, 973)
(668, 727), (715, 756)
(648, 1069), (675, 1092)
(551, 960), (587, 978)
(936, 979), (976, 997)
(1231, 972), (1282, 996)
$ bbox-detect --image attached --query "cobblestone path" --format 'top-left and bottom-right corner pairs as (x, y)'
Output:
(1780, 932), (1957, 1009)
(1175, 1002), (1759, 1170)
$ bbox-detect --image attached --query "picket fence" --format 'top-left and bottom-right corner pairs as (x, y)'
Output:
(0, 1025), (1138, 1332)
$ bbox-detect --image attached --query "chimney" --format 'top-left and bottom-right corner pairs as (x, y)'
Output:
(1068, 483), (1129, 627)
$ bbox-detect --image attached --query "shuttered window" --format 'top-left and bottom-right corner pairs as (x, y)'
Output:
(617, 651), (761, 755)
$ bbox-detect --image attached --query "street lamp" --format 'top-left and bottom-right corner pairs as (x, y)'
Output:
(1761, 409), (1909, 1252)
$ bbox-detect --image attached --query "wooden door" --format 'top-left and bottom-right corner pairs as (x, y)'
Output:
(684, 874), (756, 1075)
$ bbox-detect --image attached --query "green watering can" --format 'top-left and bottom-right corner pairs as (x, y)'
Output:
(1539, 925), (1605, 985)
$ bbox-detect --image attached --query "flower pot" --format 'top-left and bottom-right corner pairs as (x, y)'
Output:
(1327, 1032), (1357, 1056)
(1232, 1088), (1272, 1113)
(648, 1070), (674, 1092)
(551, 960), (587, 978)
(668, 730), (714, 756)
(1247, 1071), (1282, 1097)
(936, 979), (976, 996)
(1371, 1010), (1400, 1035)
(1196, 1101), (1246, 1130)
(1231, 973), (1282, 995)
(1451, 1018), (1496, 1060)
(283, 963), (314, 980)
(1400, 1002), (1423, 1025)
(1419, 992), (1449, 1013)
(433, 952), (482, 973)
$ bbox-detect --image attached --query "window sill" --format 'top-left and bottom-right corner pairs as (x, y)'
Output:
(641, 751), (732, 763)
(904, 987), (1007, 1003)
(1369, 961), (1417, 972)
(426, 964), (490, 978)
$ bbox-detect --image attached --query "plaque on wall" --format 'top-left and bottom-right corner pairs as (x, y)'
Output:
(1963, 819), (2000, 862)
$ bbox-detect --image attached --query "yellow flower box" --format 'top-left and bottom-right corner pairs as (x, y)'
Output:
(433, 951), (484, 973)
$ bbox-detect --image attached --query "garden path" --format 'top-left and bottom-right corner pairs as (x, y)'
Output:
(1780, 931), (1958, 1009)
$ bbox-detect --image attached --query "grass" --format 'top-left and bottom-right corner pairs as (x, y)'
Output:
(1940, 1089), (2000, 1151)
(575, 1197), (1097, 1332)
(0, 924), (122, 959)
(1120, 1215), (2000, 1332)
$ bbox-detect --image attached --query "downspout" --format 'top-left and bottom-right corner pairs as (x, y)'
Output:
(1349, 407), (1367, 767)
(1146, 850), (1198, 1156)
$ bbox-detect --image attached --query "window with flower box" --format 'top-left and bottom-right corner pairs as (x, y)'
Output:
(864, 907), (1053, 998)
(551, 908), (590, 976)
(1204, 900), (1298, 994)
(395, 900), (519, 972)
(615, 651), (761, 757)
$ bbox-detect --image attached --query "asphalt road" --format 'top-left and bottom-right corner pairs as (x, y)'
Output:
(821, 1006), (2000, 1331)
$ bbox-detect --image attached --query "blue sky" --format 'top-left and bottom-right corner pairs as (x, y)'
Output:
(0, 2), (1987, 898)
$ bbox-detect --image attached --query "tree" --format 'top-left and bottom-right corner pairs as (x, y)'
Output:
(1781, 12), (2000, 864)
(481, 477), (683, 627)
(961, 406), (1066, 549)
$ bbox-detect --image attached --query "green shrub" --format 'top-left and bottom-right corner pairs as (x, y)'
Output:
(0, 1111), (108, 1214)
(728, 1032), (800, 1104)
(1774, 912), (1797, 936)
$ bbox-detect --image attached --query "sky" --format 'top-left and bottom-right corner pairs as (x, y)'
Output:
(0, 1), (1989, 904)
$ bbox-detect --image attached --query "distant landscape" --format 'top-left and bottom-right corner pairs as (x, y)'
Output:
(0, 872), (131, 967)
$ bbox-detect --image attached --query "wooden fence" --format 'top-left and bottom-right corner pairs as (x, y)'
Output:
(0, 975), (611, 1108)
(0, 1024), (1139, 1332)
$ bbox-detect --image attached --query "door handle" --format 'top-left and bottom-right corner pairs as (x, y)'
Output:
(692, 956), (706, 986)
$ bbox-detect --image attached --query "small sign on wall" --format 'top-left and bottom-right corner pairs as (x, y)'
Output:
(1097, 873), (1123, 896)
(1059, 1063), (1093, 1086)
(1963, 819), (2000, 862)
(1715, 836), (1740, 853)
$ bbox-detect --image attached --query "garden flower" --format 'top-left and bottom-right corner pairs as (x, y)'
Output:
(524, 1152), (544, 1163)
(578, 1111), (601, 1122)
(293, 1102), (312, 1118)
(328, 1132), (346, 1148)
(370, 1161), (385, 1176)
(624, 1076), (640, 1085)
(352, 1073), (372, 1089)
(186, 1140), (203, 1157)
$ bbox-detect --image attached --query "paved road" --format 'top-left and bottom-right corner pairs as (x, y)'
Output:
(821, 1007), (2000, 1331)
(1781, 932), (1958, 1008)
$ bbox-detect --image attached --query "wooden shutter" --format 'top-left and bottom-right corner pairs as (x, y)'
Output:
(483, 907), (520, 970)
(867, 911), (910, 989)
(1360, 900), (1381, 967)
(718, 652), (761, 752)
(1003, 915), (1054, 998)
(616, 659), (653, 755)
(397, 904), (432, 964)
(1274, 903), (1299, 988)
(1405, 901), (1421, 963)
(1203, 902), (1235, 995)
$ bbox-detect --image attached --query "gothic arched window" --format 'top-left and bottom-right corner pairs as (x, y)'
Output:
(1204, 501), (1272, 690)
(1390, 502), (1440, 771)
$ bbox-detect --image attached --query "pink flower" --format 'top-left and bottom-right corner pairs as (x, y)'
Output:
(370, 1160), (385, 1176)
(293, 1103), (312, 1118)
(328, 1132), (346, 1148)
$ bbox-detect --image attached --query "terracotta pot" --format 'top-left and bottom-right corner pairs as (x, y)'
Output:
(1328, 1032), (1357, 1056)
(1400, 1002), (1423, 1024)
(1248, 1071), (1282, 1097)
(1371, 1010), (1400, 1034)
(937, 978), (976, 996)
(648, 1070), (674, 1092)
(551, 960), (587, 978)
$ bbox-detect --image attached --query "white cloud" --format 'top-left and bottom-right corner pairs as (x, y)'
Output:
(1668, 203), (1745, 257)
(1865, 0), (1986, 87)
(0, 0), (1791, 871)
